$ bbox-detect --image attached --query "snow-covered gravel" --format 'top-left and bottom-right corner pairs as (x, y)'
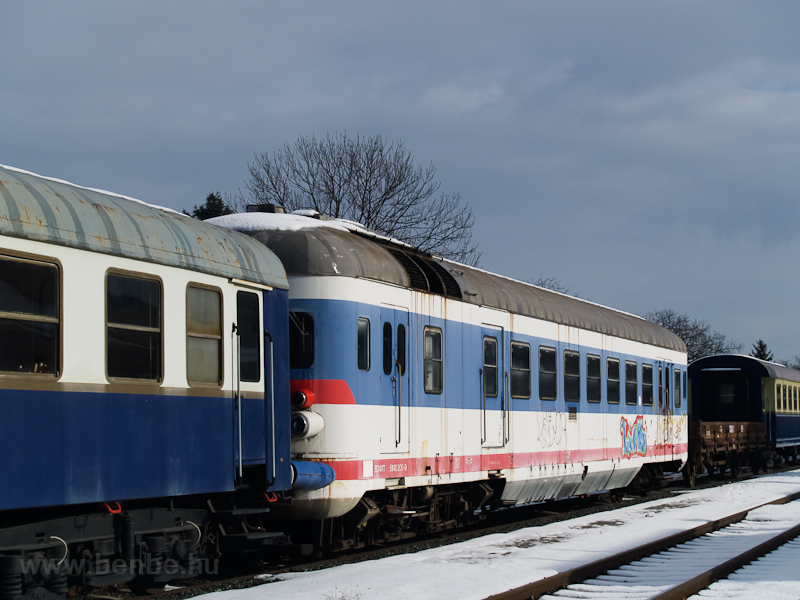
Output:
(200, 470), (800, 600)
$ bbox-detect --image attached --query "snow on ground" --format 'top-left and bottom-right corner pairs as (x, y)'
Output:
(205, 470), (800, 600)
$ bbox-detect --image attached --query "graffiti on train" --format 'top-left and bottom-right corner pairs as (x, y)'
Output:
(620, 415), (647, 458)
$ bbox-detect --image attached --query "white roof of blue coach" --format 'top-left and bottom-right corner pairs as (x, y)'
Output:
(0, 164), (288, 289)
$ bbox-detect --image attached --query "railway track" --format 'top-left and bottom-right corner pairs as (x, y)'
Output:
(488, 493), (800, 600)
(83, 467), (799, 600)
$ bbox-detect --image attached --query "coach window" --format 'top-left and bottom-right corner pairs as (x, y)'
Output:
(564, 350), (580, 402)
(607, 358), (620, 404)
(187, 285), (222, 385)
(784, 384), (788, 411)
(625, 361), (638, 405)
(289, 311), (313, 370)
(397, 324), (406, 375)
(510, 342), (531, 399)
(382, 322), (392, 375)
(674, 369), (682, 408)
(423, 326), (442, 394)
(658, 366), (664, 408)
(777, 384), (782, 411)
(236, 291), (261, 381)
(357, 317), (370, 371)
(642, 364), (653, 406)
(539, 346), (557, 401)
(683, 371), (688, 402)
(483, 337), (498, 397)
(0, 255), (60, 375)
(587, 354), (601, 403)
(107, 272), (162, 381)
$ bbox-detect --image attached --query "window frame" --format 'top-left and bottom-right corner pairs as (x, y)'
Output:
(564, 349), (580, 403)
(289, 311), (314, 370)
(423, 326), (443, 394)
(483, 336), (499, 398)
(186, 283), (223, 387)
(625, 360), (638, 405)
(607, 357), (620, 404)
(0, 252), (62, 378)
(642, 363), (653, 406)
(674, 368), (682, 408)
(357, 317), (370, 372)
(586, 354), (601, 403)
(106, 269), (163, 383)
(538, 345), (557, 401)
(510, 341), (531, 399)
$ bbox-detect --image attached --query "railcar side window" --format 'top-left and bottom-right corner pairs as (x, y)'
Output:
(397, 324), (406, 375)
(625, 361), (638, 405)
(564, 350), (580, 402)
(357, 317), (370, 371)
(289, 311), (313, 370)
(107, 273), (162, 381)
(776, 384), (782, 411)
(607, 358), (620, 404)
(510, 342), (531, 399)
(658, 366), (664, 408)
(483, 337), (498, 398)
(642, 364), (653, 406)
(587, 354), (601, 403)
(423, 326), (442, 394)
(0, 255), (60, 375)
(382, 322), (393, 375)
(539, 346), (557, 401)
(674, 369), (682, 408)
(187, 286), (222, 385)
(237, 291), (261, 381)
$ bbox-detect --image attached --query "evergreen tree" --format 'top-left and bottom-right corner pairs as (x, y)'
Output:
(190, 192), (233, 220)
(750, 339), (773, 362)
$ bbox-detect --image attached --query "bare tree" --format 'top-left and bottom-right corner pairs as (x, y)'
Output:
(645, 309), (742, 362)
(526, 275), (579, 297)
(240, 132), (480, 265)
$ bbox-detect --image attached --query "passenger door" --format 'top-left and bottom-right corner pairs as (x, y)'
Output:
(481, 324), (506, 448)
(380, 305), (410, 454)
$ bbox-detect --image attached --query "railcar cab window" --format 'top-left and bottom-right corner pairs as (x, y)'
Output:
(587, 354), (601, 403)
(358, 317), (370, 371)
(0, 254), (60, 375)
(539, 346), (557, 401)
(483, 336), (498, 397)
(423, 326), (442, 394)
(289, 311), (314, 370)
(187, 285), (222, 385)
(106, 272), (162, 381)
(607, 358), (620, 404)
(510, 342), (531, 399)
(674, 369), (682, 408)
(625, 361), (638, 405)
(642, 364), (653, 406)
(564, 350), (580, 402)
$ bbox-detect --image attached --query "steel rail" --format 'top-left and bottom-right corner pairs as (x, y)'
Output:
(484, 490), (800, 600)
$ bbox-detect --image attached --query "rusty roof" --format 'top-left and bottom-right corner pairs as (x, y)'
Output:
(0, 165), (287, 289)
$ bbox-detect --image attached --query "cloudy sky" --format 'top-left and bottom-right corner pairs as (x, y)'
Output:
(3, 2), (800, 360)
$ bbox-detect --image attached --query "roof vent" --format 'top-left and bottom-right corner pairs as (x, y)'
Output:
(246, 203), (285, 213)
(387, 248), (461, 299)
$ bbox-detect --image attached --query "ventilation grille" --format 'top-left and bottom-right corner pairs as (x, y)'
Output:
(387, 248), (461, 299)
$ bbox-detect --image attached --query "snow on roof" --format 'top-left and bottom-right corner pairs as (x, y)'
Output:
(207, 211), (413, 248)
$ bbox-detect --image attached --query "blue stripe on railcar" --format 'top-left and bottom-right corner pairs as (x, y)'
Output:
(289, 298), (685, 416)
(0, 389), (235, 511)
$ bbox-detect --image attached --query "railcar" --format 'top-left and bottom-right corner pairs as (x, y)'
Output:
(0, 165), (331, 600)
(686, 354), (800, 483)
(212, 210), (689, 548)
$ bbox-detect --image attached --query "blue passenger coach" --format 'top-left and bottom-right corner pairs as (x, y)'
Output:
(0, 165), (327, 599)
